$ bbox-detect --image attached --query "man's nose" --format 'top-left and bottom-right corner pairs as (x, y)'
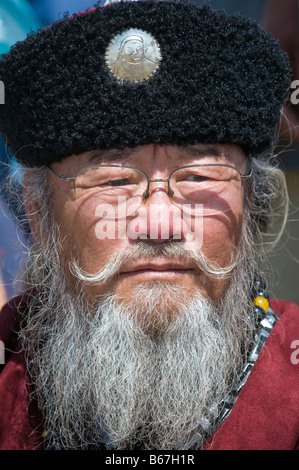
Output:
(127, 183), (185, 243)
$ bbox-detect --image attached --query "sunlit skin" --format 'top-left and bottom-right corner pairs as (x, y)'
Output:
(43, 143), (249, 304)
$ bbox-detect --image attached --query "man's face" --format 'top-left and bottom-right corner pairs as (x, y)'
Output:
(123, 39), (144, 63)
(24, 142), (253, 449)
(48, 143), (248, 305)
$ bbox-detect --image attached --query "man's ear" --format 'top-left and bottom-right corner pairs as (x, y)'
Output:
(22, 173), (42, 244)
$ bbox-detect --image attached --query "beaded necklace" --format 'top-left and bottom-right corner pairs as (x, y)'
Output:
(196, 280), (279, 442)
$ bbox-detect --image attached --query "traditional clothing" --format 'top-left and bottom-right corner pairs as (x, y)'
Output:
(1, 294), (299, 450)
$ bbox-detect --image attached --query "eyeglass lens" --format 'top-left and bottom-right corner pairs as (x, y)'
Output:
(74, 165), (244, 218)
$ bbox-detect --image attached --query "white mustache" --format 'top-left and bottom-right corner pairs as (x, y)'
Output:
(70, 241), (238, 285)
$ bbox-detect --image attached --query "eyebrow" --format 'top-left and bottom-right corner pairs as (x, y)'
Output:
(86, 148), (139, 163)
(86, 144), (228, 165)
(180, 145), (227, 159)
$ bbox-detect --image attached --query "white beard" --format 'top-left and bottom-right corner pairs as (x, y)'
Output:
(17, 159), (282, 450)
(20, 265), (255, 450)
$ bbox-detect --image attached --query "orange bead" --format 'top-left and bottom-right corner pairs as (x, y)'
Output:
(253, 296), (269, 312)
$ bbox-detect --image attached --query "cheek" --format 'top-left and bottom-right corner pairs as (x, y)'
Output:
(201, 198), (244, 266)
(48, 170), (130, 276)
(67, 214), (129, 274)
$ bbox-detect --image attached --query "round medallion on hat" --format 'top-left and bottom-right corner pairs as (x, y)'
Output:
(105, 28), (162, 82)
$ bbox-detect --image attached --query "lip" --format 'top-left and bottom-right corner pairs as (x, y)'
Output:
(119, 262), (195, 277)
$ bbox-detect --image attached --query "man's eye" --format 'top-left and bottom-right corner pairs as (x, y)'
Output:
(108, 179), (130, 187)
(185, 175), (210, 182)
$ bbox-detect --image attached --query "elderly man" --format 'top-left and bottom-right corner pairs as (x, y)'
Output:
(0, 0), (298, 451)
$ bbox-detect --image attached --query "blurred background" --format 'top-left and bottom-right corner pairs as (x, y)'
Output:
(0, 0), (298, 307)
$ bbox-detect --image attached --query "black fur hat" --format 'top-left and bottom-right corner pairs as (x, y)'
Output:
(0, 0), (291, 167)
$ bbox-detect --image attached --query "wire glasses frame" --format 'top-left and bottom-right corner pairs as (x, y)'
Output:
(48, 162), (252, 201)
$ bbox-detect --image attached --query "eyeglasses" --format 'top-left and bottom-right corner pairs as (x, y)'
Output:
(48, 163), (252, 218)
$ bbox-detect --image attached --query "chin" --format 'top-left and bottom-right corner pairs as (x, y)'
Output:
(113, 279), (193, 335)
